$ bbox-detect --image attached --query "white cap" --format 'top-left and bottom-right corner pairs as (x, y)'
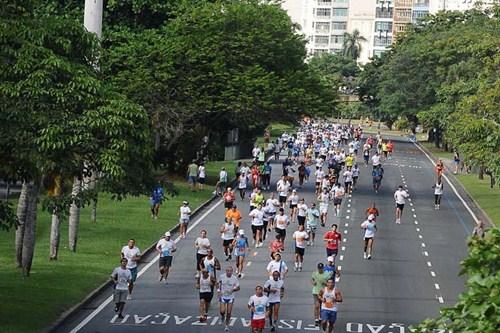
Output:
(368, 214), (375, 221)
(165, 231), (171, 237)
(239, 229), (244, 235)
(182, 200), (188, 205)
(327, 256), (334, 262)
(292, 189), (297, 192)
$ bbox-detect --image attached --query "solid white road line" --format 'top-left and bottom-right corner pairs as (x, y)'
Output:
(413, 141), (479, 223)
(69, 199), (224, 333)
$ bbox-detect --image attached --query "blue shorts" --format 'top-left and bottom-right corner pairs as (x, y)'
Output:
(219, 296), (235, 304)
(129, 267), (138, 282)
(320, 309), (337, 323)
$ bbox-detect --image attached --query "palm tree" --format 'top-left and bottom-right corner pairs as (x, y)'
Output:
(342, 29), (367, 60)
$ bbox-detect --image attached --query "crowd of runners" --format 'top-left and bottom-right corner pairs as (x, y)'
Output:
(111, 119), (442, 333)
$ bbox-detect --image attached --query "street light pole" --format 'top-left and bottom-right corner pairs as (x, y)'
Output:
(84, 0), (103, 37)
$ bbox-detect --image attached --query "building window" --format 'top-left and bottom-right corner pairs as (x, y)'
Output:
(316, 22), (331, 33)
(395, 23), (408, 32)
(316, 8), (332, 18)
(313, 49), (328, 55)
(376, 7), (393, 18)
(332, 8), (348, 17)
(395, 0), (412, 6)
(333, 0), (349, 3)
(412, 10), (429, 22)
(375, 21), (393, 32)
(330, 35), (344, 44)
(373, 49), (387, 57)
(317, 0), (332, 5)
(374, 36), (392, 47)
(315, 35), (330, 46)
(332, 21), (347, 30)
(394, 8), (412, 20)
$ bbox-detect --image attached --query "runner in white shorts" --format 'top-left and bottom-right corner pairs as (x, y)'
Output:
(218, 266), (240, 331)
(264, 271), (285, 332)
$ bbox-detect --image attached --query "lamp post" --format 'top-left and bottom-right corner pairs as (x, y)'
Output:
(84, 0), (103, 38)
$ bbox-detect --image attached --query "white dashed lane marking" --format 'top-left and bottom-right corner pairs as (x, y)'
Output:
(421, 242), (426, 247)
(431, 271), (436, 277)
(427, 261), (432, 267)
(438, 296), (444, 304)
(435, 284), (440, 290)
(246, 261), (252, 267)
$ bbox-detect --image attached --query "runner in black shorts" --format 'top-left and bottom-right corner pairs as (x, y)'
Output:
(197, 269), (216, 322)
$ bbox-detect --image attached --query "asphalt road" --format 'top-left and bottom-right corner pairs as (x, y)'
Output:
(57, 138), (475, 333)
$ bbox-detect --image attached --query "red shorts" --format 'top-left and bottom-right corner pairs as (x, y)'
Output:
(251, 318), (265, 329)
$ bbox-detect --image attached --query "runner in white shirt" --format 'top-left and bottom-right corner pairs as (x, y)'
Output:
(276, 176), (290, 208)
(287, 189), (299, 223)
(342, 168), (353, 194)
(195, 230), (211, 278)
(317, 187), (330, 227)
(248, 286), (270, 333)
(111, 258), (132, 319)
(266, 252), (288, 279)
(179, 201), (191, 238)
(273, 208), (290, 242)
(250, 204), (265, 248)
(432, 178), (444, 210)
(315, 169), (325, 195)
(220, 219), (235, 261)
(293, 224), (309, 272)
(263, 271), (285, 332)
(297, 198), (308, 226)
(318, 279), (343, 333)
(218, 266), (240, 331)
(196, 269), (216, 322)
(121, 239), (141, 299)
(331, 184), (345, 217)
(361, 215), (377, 259)
(156, 232), (176, 283)
(371, 151), (381, 169)
(394, 185), (410, 224)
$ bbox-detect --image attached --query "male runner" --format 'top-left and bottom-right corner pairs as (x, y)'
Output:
(264, 271), (285, 332)
(250, 203), (265, 248)
(318, 279), (343, 333)
(111, 258), (132, 319)
(312, 263), (331, 326)
(195, 230), (211, 278)
(225, 205), (242, 235)
(331, 183), (345, 217)
(220, 218), (235, 261)
(196, 269), (216, 322)
(218, 266), (240, 331)
(276, 175), (290, 208)
(156, 232), (176, 283)
(306, 203), (320, 246)
(266, 252), (289, 279)
(323, 224), (342, 262)
(317, 187), (329, 227)
(121, 239), (141, 299)
(394, 185), (409, 224)
(179, 201), (191, 239)
(273, 208), (290, 242)
(361, 214), (377, 259)
(293, 224), (309, 272)
(297, 198), (308, 226)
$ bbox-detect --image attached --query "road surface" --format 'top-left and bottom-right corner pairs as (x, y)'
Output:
(56, 138), (475, 333)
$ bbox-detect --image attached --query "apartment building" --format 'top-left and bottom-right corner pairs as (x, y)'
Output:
(280, 0), (496, 64)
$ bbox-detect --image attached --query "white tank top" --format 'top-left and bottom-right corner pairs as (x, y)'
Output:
(203, 257), (216, 277)
(320, 287), (338, 311)
(221, 223), (235, 240)
(199, 275), (212, 293)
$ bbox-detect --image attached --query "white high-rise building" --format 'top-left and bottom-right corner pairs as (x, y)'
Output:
(280, 0), (496, 64)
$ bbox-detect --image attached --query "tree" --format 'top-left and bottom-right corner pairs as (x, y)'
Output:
(412, 229), (500, 333)
(342, 29), (367, 61)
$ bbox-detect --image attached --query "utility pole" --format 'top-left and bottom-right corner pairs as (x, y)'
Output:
(84, 0), (103, 37)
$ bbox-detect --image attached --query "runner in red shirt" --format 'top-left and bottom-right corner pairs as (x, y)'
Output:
(323, 224), (342, 263)
(223, 187), (236, 210)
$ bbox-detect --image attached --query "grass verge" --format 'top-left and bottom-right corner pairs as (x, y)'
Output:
(0, 182), (212, 333)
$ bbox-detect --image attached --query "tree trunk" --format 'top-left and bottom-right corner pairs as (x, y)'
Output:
(479, 165), (484, 180)
(49, 212), (61, 260)
(68, 177), (82, 252)
(15, 182), (29, 267)
(89, 172), (97, 223)
(22, 180), (40, 277)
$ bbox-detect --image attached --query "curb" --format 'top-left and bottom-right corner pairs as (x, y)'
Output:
(42, 189), (223, 333)
(416, 141), (495, 228)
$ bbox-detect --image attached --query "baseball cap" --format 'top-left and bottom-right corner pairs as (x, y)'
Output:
(317, 263), (324, 269)
(165, 231), (171, 237)
(239, 229), (244, 235)
(327, 256), (334, 262)
(182, 200), (188, 205)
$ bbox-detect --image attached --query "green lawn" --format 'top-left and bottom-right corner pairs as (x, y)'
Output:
(255, 123), (296, 147)
(456, 174), (500, 227)
(421, 142), (454, 160)
(0, 183), (213, 333)
(204, 159), (247, 185)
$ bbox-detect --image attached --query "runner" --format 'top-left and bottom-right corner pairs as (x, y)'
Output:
(220, 218), (235, 261)
(287, 189), (299, 223)
(266, 252), (288, 279)
(331, 183), (345, 217)
(372, 165), (384, 193)
(352, 163), (360, 191)
(218, 266), (240, 331)
(315, 167), (325, 195)
(262, 162), (272, 190)
(297, 198), (308, 226)
(318, 279), (343, 333)
(201, 249), (221, 280)
(318, 187), (330, 227)
(121, 239), (141, 299)
(311, 263), (331, 327)
(150, 182), (164, 220)
(324, 256), (339, 280)
(156, 232), (176, 283)
(223, 187), (236, 209)
(381, 141), (388, 160)
(306, 203), (320, 245)
(238, 173), (248, 200)
(362, 142), (371, 167)
(217, 167), (228, 196)
(248, 285), (270, 333)
(453, 150), (460, 174)
(432, 177), (444, 210)
(187, 160), (198, 191)
(435, 159), (444, 178)
(195, 230), (211, 278)
(323, 224), (341, 263)
(273, 208), (290, 243)
(250, 203), (265, 248)
(361, 215), (377, 259)
(178, 201), (191, 239)
(387, 140), (394, 159)
(111, 258), (132, 319)
(268, 234), (284, 260)
(196, 269), (216, 322)
(233, 230), (249, 278)
(371, 151), (381, 169)
(298, 161), (307, 186)
(394, 185), (410, 224)
(264, 271), (285, 332)
(198, 162), (206, 190)
(276, 175), (291, 208)
(225, 204), (242, 235)
(293, 224), (309, 272)
(342, 167), (353, 195)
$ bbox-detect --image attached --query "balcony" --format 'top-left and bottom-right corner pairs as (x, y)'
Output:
(376, 7), (393, 18)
